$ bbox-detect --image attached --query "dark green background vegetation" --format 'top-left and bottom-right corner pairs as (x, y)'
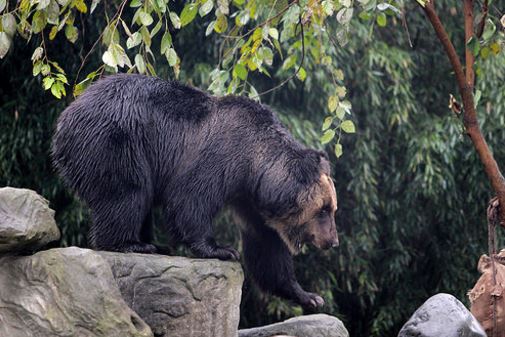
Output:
(1, 1), (505, 336)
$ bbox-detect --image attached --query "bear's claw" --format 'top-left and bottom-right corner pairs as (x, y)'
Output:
(298, 291), (325, 309)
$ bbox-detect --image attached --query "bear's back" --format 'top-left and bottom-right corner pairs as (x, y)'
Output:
(68, 74), (214, 124)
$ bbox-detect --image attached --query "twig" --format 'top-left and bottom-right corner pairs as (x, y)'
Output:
(487, 197), (499, 337)
(401, 9), (413, 48)
(476, 0), (489, 38)
(250, 14), (305, 99)
(73, 0), (128, 87)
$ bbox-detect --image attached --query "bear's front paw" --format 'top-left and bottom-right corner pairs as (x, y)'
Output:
(190, 240), (240, 261)
(210, 246), (240, 261)
(297, 291), (325, 309)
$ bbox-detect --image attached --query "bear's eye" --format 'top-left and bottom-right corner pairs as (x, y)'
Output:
(318, 205), (331, 218)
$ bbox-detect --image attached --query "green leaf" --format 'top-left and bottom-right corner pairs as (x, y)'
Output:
(328, 95), (338, 112)
(482, 18), (496, 40)
(334, 143), (343, 158)
(37, 0), (50, 9)
(49, 26), (58, 40)
(235, 11), (249, 26)
(140, 26), (151, 46)
(102, 24), (120, 45)
(65, 25), (78, 43)
(480, 46), (490, 59)
(33, 61), (42, 76)
(214, 14), (228, 33)
(135, 53), (146, 73)
(41, 64), (50, 76)
(321, 129), (336, 144)
(376, 12), (387, 27)
(91, 0), (100, 12)
(205, 21), (215, 36)
(126, 32), (142, 49)
(259, 46), (273, 66)
(335, 107), (345, 119)
(281, 54), (297, 71)
(490, 42), (501, 55)
(340, 100), (352, 112)
(199, 0), (213, 16)
(0, 0), (6, 12)
(49, 5), (62, 25)
(341, 120), (356, 133)
(160, 31), (172, 54)
(32, 11), (47, 33)
(322, 0), (334, 15)
(129, 0), (141, 7)
(180, 3), (198, 27)
(296, 67), (306, 81)
(138, 10), (153, 26)
(322, 117), (333, 131)
(233, 63), (247, 80)
(50, 80), (65, 98)
(359, 11), (372, 21)
(169, 12), (181, 29)
(150, 20), (162, 37)
(341, 0), (351, 7)
(166, 47), (177, 66)
(43, 77), (55, 90)
(0, 31), (11, 59)
(102, 50), (117, 67)
(466, 36), (480, 57)
(217, 0), (229, 14)
(2, 13), (16, 37)
(336, 86), (346, 98)
(73, 0), (87, 12)
(336, 8), (353, 24)
(268, 27), (279, 40)
(474, 89), (482, 108)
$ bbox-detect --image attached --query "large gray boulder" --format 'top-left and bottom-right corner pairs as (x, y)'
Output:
(398, 293), (486, 337)
(0, 247), (153, 337)
(0, 187), (60, 253)
(238, 314), (349, 337)
(100, 252), (244, 337)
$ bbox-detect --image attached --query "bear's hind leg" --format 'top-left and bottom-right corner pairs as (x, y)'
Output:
(88, 190), (157, 254)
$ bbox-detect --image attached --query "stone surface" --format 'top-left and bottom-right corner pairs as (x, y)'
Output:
(100, 252), (244, 337)
(0, 187), (60, 253)
(238, 314), (349, 337)
(0, 247), (153, 337)
(398, 293), (486, 337)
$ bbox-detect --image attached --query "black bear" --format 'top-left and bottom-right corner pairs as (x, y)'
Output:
(52, 74), (338, 308)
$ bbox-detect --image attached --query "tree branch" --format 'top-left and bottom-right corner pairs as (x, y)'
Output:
(421, 1), (505, 225)
(476, 0), (489, 39)
(464, 0), (475, 86)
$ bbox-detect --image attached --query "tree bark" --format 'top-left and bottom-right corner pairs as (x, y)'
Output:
(421, 1), (505, 224)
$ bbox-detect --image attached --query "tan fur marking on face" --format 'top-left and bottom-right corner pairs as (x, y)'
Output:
(265, 173), (337, 255)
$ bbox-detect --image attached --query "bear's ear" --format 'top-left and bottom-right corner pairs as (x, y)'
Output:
(289, 149), (328, 184)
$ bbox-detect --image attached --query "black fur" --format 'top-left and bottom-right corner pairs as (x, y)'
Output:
(52, 73), (327, 307)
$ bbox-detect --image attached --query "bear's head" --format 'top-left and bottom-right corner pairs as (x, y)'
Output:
(257, 149), (339, 255)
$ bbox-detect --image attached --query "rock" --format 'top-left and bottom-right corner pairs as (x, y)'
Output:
(238, 314), (349, 337)
(398, 293), (486, 337)
(468, 251), (505, 337)
(0, 247), (153, 337)
(99, 252), (244, 337)
(0, 187), (60, 253)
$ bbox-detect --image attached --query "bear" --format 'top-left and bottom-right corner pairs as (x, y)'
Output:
(51, 73), (339, 308)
